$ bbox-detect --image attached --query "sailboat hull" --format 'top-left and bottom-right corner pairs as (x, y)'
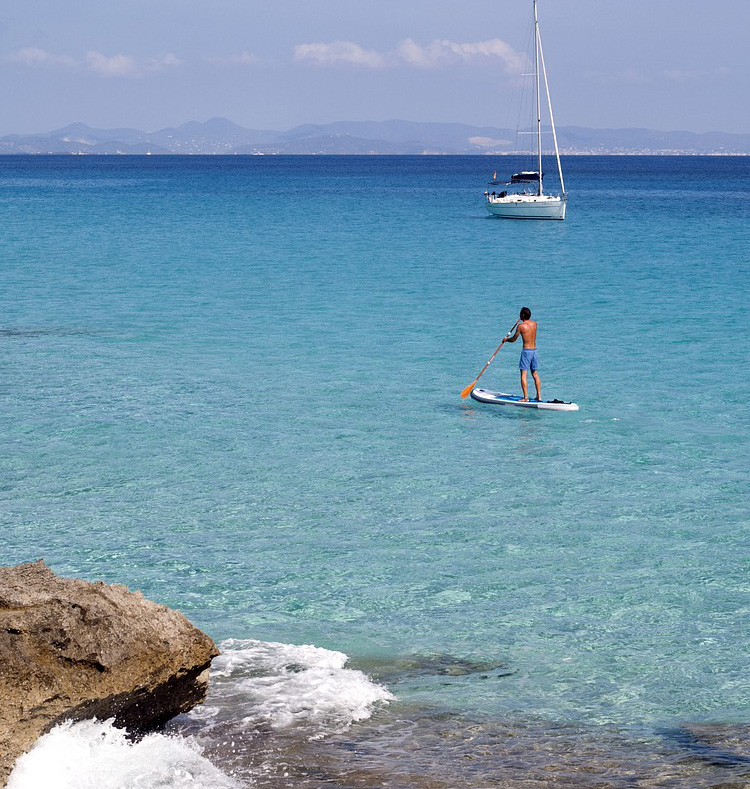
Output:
(486, 194), (566, 220)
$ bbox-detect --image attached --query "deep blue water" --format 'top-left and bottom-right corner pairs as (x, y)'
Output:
(2, 155), (749, 787)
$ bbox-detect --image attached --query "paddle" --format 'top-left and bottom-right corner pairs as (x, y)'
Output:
(461, 322), (519, 398)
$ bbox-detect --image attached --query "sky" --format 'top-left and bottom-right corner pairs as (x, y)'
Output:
(1, 0), (748, 136)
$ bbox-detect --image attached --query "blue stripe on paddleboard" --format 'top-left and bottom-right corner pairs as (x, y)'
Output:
(470, 389), (577, 408)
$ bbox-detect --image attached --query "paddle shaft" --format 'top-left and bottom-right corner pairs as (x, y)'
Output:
(461, 322), (519, 398)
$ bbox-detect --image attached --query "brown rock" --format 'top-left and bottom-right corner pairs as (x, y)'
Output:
(0, 560), (219, 786)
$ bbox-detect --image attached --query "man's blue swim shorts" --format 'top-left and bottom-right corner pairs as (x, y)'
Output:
(519, 348), (539, 371)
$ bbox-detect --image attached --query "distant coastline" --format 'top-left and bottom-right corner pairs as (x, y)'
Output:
(2, 117), (749, 156)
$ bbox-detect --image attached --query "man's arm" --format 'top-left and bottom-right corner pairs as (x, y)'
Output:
(502, 323), (521, 345)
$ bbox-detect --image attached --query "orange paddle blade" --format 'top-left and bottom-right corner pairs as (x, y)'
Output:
(460, 332), (514, 399)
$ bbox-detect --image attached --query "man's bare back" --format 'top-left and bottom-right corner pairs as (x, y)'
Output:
(517, 320), (537, 348)
(503, 318), (536, 348)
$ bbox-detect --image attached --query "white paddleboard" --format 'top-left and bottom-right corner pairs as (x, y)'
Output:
(470, 388), (579, 411)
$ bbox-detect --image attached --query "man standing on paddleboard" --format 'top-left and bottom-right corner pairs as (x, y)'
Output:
(501, 307), (541, 402)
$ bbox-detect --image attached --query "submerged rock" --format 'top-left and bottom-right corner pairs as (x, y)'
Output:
(661, 724), (750, 768)
(0, 560), (219, 786)
(355, 653), (514, 683)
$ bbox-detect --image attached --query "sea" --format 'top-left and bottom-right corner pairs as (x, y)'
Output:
(2, 154), (749, 788)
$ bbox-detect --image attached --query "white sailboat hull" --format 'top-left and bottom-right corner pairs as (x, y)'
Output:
(486, 194), (566, 220)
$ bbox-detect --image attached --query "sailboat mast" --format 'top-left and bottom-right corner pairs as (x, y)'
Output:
(538, 13), (566, 195)
(533, 0), (544, 196)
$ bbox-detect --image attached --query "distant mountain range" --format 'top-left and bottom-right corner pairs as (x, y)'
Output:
(2, 117), (749, 155)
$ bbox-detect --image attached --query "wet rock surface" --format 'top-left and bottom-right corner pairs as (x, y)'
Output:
(175, 708), (750, 789)
(0, 560), (218, 786)
(171, 651), (750, 789)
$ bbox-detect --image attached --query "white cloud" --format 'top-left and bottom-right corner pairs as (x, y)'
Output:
(294, 41), (385, 68)
(206, 52), (260, 67)
(86, 52), (138, 77)
(293, 38), (522, 71)
(85, 51), (181, 77)
(664, 67), (730, 82)
(588, 66), (730, 87)
(396, 38), (523, 71)
(468, 136), (513, 148)
(4, 47), (182, 77)
(583, 68), (652, 86)
(4, 48), (76, 67)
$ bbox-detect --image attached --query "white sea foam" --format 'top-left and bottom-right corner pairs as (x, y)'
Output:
(7, 719), (239, 789)
(7, 639), (393, 788)
(191, 638), (395, 735)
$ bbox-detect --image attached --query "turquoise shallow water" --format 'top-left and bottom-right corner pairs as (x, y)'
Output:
(2, 155), (749, 785)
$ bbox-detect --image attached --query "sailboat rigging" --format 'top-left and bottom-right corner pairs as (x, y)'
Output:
(485, 0), (567, 220)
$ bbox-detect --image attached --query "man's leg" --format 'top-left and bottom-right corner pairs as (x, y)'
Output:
(520, 370), (529, 401)
(532, 370), (542, 401)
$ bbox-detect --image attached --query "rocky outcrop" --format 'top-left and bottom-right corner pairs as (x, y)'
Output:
(0, 560), (219, 786)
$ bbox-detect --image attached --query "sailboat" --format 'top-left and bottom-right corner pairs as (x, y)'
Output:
(485, 0), (567, 220)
